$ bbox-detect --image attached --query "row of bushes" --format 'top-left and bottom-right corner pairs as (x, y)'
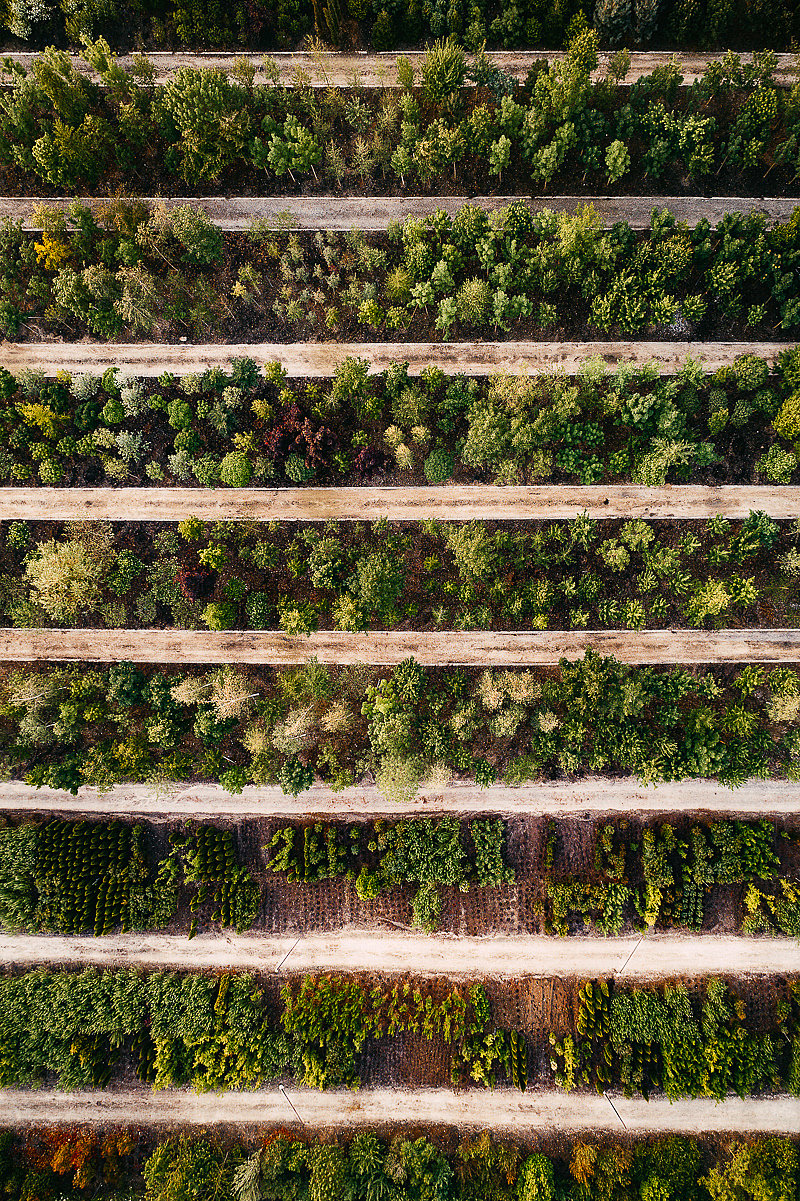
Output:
(0, 967), (522, 1091)
(5, 0), (798, 51)
(0, 965), (797, 1097)
(5, 41), (800, 191)
(4, 510), (795, 633)
(1, 1127), (797, 1201)
(550, 976), (800, 1098)
(0, 817), (260, 935)
(10, 200), (800, 342)
(546, 817), (800, 935)
(5, 652), (800, 795)
(4, 351), (800, 489)
(267, 815), (513, 930)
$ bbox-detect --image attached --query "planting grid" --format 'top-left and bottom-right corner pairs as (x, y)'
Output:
(2, 39), (800, 1157)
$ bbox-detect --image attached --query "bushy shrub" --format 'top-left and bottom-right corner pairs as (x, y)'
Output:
(218, 451), (252, 487)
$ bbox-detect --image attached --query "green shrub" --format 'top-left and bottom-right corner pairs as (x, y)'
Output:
(218, 451), (252, 487)
(424, 447), (455, 482)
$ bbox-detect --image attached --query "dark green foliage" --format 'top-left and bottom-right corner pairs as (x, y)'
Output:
(266, 815), (514, 932)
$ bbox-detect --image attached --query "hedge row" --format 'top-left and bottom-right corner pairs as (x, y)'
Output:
(5, 511), (795, 632)
(266, 814), (800, 936)
(4, 0), (798, 55)
(0, 966), (797, 1097)
(5, 42), (800, 192)
(544, 816), (800, 935)
(4, 352), (799, 489)
(0, 967), (522, 1091)
(10, 201), (800, 343)
(1, 1128), (798, 1201)
(0, 818), (260, 936)
(5, 653), (800, 794)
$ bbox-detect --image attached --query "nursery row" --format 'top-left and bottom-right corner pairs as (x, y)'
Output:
(4, 812), (795, 937)
(5, 653), (800, 795)
(264, 814), (800, 936)
(10, 201), (800, 343)
(0, 967), (524, 1092)
(3, 352), (798, 490)
(0, 812), (510, 935)
(4, 512), (797, 633)
(4, 0), (799, 52)
(2, 1129), (799, 1201)
(0, 818), (260, 936)
(4, 41), (800, 195)
(0, 965), (797, 1098)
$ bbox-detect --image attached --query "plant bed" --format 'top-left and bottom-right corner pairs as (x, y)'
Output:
(6, 201), (800, 345)
(3, 43), (800, 200)
(1, 1126), (799, 1201)
(0, 963), (797, 1100)
(3, 653), (800, 795)
(3, 351), (800, 490)
(2, 0), (799, 54)
(0, 815), (264, 937)
(2, 513), (798, 634)
(0, 965), (530, 1092)
(7, 811), (795, 938)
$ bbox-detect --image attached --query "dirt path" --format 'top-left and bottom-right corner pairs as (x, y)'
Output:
(2, 628), (800, 666)
(0, 777), (796, 819)
(2, 931), (797, 977)
(0, 341), (786, 378)
(5, 196), (798, 230)
(3, 50), (797, 87)
(2, 1087), (798, 1133)
(1, 484), (798, 521)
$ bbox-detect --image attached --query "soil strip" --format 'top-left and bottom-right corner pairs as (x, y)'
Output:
(0, 485), (798, 521)
(0, 931), (797, 977)
(1, 1087), (797, 1133)
(5, 196), (798, 231)
(0, 341), (787, 378)
(1, 628), (799, 666)
(2, 50), (796, 88)
(0, 777), (798, 819)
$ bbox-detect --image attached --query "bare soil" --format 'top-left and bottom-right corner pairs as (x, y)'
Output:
(1, 627), (799, 665)
(0, 340), (786, 377)
(1, 1086), (798, 1134)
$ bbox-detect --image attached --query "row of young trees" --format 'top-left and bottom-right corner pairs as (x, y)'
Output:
(8, 200), (800, 341)
(3, 1128), (796, 1201)
(2, 351), (798, 489)
(545, 817), (800, 936)
(0, 967), (523, 1091)
(0, 818), (261, 936)
(3, 510), (793, 633)
(0, 965), (796, 1097)
(550, 977), (800, 1098)
(3, 40), (800, 191)
(18, 1129), (800, 1201)
(5, 653), (800, 794)
(4, 0), (798, 52)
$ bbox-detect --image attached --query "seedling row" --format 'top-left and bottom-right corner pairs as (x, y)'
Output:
(2, 351), (800, 490)
(3, 811), (798, 938)
(3, 42), (800, 197)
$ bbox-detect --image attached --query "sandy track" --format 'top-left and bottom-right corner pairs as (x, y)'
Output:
(0, 341), (787, 378)
(2, 50), (797, 87)
(1, 777), (799, 819)
(2, 628), (800, 666)
(2, 1087), (798, 1133)
(1, 484), (799, 521)
(2, 931), (798, 978)
(4, 196), (798, 230)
